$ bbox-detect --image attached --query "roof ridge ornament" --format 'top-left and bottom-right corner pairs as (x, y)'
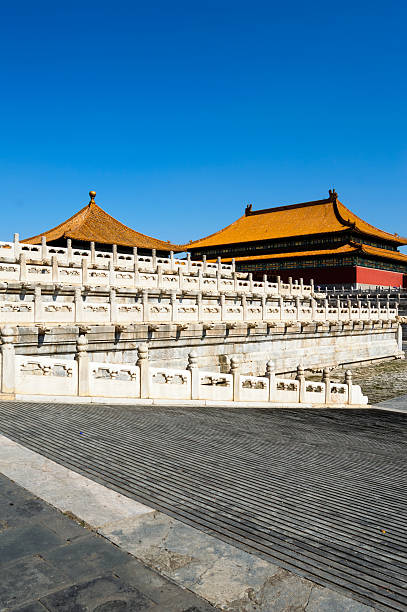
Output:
(328, 188), (338, 202)
(245, 203), (253, 216)
(89, 190), (96, 205)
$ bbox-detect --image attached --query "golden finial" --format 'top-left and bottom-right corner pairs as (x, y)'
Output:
(89, 190), (96, 204)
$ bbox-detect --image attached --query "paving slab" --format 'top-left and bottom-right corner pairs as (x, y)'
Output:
(0, 473), (216, 611)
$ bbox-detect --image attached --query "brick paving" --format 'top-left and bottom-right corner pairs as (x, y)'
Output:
(1, 402), (407, 610)
(0, 472), (215, 611)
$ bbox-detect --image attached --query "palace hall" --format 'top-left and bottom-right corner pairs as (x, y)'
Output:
(186, 190), (407, 288)
(22, 191), (181, 255)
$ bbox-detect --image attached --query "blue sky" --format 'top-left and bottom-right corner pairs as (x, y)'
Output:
(0, 1), (406, 246)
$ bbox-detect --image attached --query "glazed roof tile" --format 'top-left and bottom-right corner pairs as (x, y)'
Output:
(186, 196), (407, 248)
(22, 199), (180, 251)
(208, 243), (407, 264)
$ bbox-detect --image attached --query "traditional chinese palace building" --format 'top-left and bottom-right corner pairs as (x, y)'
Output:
(22, 191), (180, 255)
(186, 190), (407, 288)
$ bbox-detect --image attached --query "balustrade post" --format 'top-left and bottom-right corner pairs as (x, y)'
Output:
(34, 286), (43, 322)
(171, 291), (178, 322)
(137, 343), (150, 399)
(288, 276), (293, 295)
(241, 294), (248, 320)
(133, 247), (138, 272)
(296, 364), (305, 403)
(263, 274), (268, 294)
(248, 273), (254, 292)
(230, 356), (241, 401)
(300, 277), (304, 296)
(187, 350), (199, 400)
(1, 327), (16, 396)
(142, 289), (149, 322)
(90, 242), (96, 265)
(19, 252), (27, 282)
(261, 295), (266, 321)
(151, 249), (157, 270)
(170, 250), (175, 271)
(277, 275), (282, 294)
(220, 293), (226, 321)
(266, 360), (275, 401)
(178, 266), (184, 291)
(112, 244), (118, 266)
(197, 293), (203, 322)
(198, 267), (203, 291)
(322, 367), (331, 404)
(186, 252), (191, 274)
(76, 335), (89, 397)
(397, 323), (403, 353)
(81, 258), (88, 285)
(67, 238), (73, 264)
(311, 296), (316, 321)
(41, 236), (47, 260)
(295, 296), (301, 321)
(345, 370), (353, 405)
(157, 264), (163, 289)
(74, 287), (83, 323)
(279, 296), (284, 322)
(109, 260), (115, 286)
(231, 258), (236, 273)
(310, 278), (314, 294)
(110, 289), (117, 323)
(51, 256), (59, 283)
(13, 233), (20, 259)
(202, 254), (207, 275)
(324, 297), (329, 321)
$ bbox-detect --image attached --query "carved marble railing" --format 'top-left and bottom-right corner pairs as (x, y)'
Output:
(0, 237), (315, 298)
(0, 288), (398, 327)
(0, 329), (368, 406)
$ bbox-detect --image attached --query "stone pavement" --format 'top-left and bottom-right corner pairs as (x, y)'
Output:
(0, 472), (215, 611)
(378, 394), (407, 412)
(2, 402), (406, 610)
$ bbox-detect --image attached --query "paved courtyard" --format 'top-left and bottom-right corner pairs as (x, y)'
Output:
(0, 401), (407, 610)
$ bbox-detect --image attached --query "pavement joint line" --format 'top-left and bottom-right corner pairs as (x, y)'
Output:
(0, 428), (378, 611)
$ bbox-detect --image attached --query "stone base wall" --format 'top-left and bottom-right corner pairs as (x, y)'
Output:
(11, 322), (402, 375)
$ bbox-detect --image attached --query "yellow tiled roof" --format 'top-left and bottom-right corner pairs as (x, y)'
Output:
(186, 196), (407, 248)
(208, 243), (407, 264)
(22, 199), (181, 251)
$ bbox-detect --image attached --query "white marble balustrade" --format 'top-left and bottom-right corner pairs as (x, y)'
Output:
(0, 330), (368, 406)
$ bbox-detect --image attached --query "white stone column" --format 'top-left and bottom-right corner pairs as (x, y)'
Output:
(187, 350), (199, 400)
(19, 253), (27, 282)
(13, 233), (20, 259)
(34, 286), (43, 322)
(109, 260), (115, 287)
(151, 249), (157, 270)
(230, 356), (241, 402)
(322, 367), (331, 404)
(277, 275), (282, 294)
(296, 364), (306, 403)
(90, 242), (96, 265)
(311, 297), (316, 321)
(171, 291), (178, 322)
(248, 273), (254, 292)
(51, 256), (59, 283)
(41, 236), (47, 260)
(300, 277), (304, 296)
(261, 295), (266, 321)
(345, 370), (353, 405)
(112, 244), (118, 266)
(110, 289), (117, 323)
(76, 335), (89, 397)
(67, 239), (73, 264)
(202, 254), (207, 275)
(1, 326), (16, 396)
(231, 258), (236, 273)
(170, 251), (175, 271)
(295, 296), (301, 321)
(241, 294), (248, 320)
(142, 290), (149, 322)
(197, 293), (203, 322)
(397, 323), (403, 353)
(266, 360), (275, 402)
(81, 258), (88, 285)
(137, 343), (150, 399)
(74, 288), (83, 323)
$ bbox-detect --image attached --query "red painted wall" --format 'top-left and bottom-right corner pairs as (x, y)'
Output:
(355, 266), (403, 287)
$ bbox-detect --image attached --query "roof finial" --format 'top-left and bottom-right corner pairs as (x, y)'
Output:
(89, 190), (96, 204)
(245, 203), (253, 216)
(328, 188), (338, 202)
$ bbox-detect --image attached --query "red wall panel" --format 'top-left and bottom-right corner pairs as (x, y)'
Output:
(355, 266), (403, 287)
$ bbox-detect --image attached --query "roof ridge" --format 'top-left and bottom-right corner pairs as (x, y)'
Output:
(337, 201), (407, 244)
(22, 202), (91, 243)
(246, 198), (332, 216)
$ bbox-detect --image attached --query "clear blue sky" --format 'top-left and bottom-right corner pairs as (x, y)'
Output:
(0, 0), (406, 246)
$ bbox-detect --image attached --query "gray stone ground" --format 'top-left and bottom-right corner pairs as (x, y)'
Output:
(378, 393), (407, 411)
(0, 472), (215, 612)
